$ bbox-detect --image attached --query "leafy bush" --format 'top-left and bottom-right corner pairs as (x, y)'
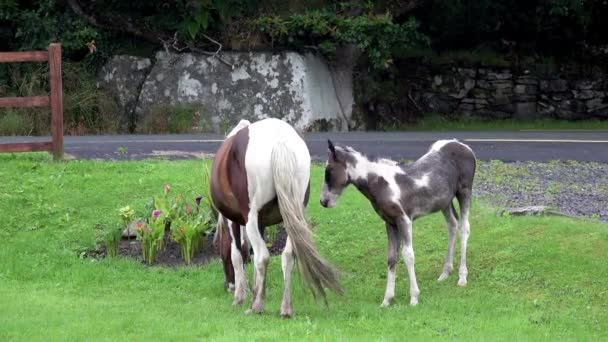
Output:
(254, 10), (428, 69)
(141, 104), (205, 134)
(0, 110), (29, 136)
(0, 62), (120, 135)
(137, 209), (166, 265)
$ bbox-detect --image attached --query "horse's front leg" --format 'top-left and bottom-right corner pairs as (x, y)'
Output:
(244, 211), (269, 314)
(397, 215), (420, 306)
(381, 222), (400, 307)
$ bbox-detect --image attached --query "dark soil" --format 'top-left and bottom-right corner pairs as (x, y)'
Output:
(91, 226), (288, 266)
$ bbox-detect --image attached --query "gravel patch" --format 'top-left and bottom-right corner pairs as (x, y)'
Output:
(474, 161), (608, 222)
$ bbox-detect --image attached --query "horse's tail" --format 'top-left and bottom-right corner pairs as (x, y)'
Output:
(271, 141), (342, 301)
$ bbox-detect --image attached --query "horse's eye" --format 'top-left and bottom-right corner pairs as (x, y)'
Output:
(324, 168), (332, 184)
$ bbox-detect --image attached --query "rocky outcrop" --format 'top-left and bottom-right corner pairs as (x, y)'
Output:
(97, 51), (352, 132)
(97, 55), (152, 131)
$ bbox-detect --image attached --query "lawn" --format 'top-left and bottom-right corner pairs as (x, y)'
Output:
(1, 153), (607, 340)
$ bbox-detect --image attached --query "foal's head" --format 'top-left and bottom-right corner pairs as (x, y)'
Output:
(320, 140), (356, 208)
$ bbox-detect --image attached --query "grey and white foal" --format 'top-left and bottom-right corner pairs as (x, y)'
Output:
(320, 139), (476, 306)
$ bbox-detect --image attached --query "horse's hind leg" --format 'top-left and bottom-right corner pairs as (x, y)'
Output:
(381, 222), (399, 307)
(438, 203), (458, 282)
(230, 222), (248, 305)
(457, 189), (472, 286)
(245, 210), (269, 314)
(280, 237), (295, 317)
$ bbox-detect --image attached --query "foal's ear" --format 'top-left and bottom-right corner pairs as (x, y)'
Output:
(327, 139), (337, 159)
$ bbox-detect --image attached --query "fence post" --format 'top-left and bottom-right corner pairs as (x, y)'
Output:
(48, 43), (64, 160)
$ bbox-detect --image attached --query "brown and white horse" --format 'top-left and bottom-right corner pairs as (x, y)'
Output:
(210, 118), (342, 317)
(320, 139), (476, 306)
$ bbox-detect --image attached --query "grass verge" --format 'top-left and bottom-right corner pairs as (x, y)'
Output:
(0, 153), (606, 340)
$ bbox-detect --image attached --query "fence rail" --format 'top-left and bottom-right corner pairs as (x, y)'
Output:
(0, 43), (63, 160)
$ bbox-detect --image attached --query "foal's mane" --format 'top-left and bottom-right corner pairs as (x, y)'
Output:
(338, 145), (398, 166)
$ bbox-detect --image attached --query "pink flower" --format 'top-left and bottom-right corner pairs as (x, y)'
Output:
(152, 209), (162, 220)
(164, 184), (171, 194)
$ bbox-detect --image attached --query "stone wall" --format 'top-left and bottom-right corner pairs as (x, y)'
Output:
(97, 51), (352, 133)
(404, 63), (608, 120)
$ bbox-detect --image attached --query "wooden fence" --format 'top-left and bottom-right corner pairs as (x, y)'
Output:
(0, 43), (64, 160)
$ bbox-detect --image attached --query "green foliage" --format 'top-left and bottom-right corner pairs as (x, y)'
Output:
(0, 110), (28, 135)
(101, 223), (123, 258)
(138, 178), (215, 264)
(0, 62), (119, 135)
(169, 209), (212, 265)
(4, 0), (99, 56)
(138, 211), (165, 265)
(255, 10), (428, 69)
(178, 0), (251, 40)
(142, 104), (204, 134)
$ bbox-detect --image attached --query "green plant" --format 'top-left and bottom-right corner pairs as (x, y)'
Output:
(141, 104), (201, 134)
(102, 224), (123, 258)
(136, 209), (166, 264)
(169, 207), (213, 265)
(254, 10), (428, 69)
(0, 110), (29, 136)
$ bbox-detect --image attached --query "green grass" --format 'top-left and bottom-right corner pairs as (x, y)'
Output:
(389, 115), (608, 131)
(1, 153), (607, 340)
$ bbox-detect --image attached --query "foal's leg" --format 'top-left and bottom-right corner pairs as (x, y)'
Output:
(457, 190), (472, 286)
(244, 211), (269, 314)
(397, 215), (420, 306)
(280, 237), (295, 317)
(230, 223), (248, 305)
(381, 222), (400, 307)
(438, 204), (458, 281)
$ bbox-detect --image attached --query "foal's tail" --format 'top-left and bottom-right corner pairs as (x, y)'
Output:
(271, 141), (343, 301)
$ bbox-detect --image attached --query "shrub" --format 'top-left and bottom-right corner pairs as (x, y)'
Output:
(0, 110), (29, 136)
(137, 209), (166, 265)
(140, 104), (205, 134)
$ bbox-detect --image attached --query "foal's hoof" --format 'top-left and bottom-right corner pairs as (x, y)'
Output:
(380, 298), (393, 308)
(245, 302), (264, 315)
(437, 272), (450, 282)
(280, 308), (293, 318)
(409, 298), (419, 306)
(232, 294), (246, 306)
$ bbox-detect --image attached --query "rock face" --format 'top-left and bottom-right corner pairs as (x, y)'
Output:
(97, 55), (152, 131)
(98, 51), (351, 132)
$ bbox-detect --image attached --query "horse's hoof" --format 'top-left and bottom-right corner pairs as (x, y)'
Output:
(280, 309), (293, 318)
(227, 283), (235, 292)
(380, 298), (393, 308)
(246, 302), (264, 314)
(409, 298), (419, 306)
(457, 278), (467, 286)
(232, 295), (245, 306)
(437, 272), (449, 282)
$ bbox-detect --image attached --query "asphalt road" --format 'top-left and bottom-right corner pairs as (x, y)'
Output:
(2, 130), (608, 162)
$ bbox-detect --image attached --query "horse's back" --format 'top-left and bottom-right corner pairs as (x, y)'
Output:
(243, 119), (311, 202)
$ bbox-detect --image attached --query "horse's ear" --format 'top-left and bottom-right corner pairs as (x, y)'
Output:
(327, 139), (336, 160)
